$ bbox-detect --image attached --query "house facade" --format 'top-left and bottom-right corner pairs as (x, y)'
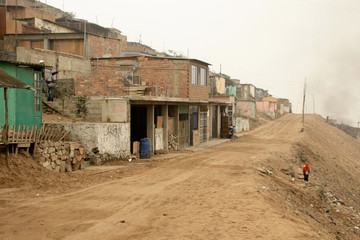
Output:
(73, 56), (217, 156)
(235, 84), (256, 119)
(0, 60), (43, 128)
(256, 96), (278, 119)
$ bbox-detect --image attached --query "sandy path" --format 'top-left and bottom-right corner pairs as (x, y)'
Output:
(0, 115), (334, 239)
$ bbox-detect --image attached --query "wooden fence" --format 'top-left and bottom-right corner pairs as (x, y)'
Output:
(0, 124), (70, 154)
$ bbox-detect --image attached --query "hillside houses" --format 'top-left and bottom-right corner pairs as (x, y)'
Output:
(0, 1), (292, 161)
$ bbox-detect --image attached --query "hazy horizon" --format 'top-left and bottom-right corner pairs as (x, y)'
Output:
(45, 0), (360, 127)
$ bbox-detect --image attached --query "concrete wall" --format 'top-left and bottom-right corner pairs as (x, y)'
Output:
(155, 128), (164, 151)
(192, 130), (200, 146)
(33, 18), (76, 33)
(101, 98), (128, 122)
(256, 101), (277, 119)
(215, 76), (226, 94)
(234, 117), (250, 133)
(236, 101), (255, 118)
(256, 101), (277, 112)
(45, 122), (131, 161)
(16, 47), (92, 79)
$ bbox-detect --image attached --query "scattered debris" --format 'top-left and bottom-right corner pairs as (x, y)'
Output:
(168, 134), (178, 151)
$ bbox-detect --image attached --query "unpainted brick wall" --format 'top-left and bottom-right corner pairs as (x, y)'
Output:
(138, 57), (190, 98)
(89, 35), (122, 58)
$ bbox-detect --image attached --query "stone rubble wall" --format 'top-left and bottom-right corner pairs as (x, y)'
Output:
(37, 141), (86, 172)
(45, 123), (131, 165)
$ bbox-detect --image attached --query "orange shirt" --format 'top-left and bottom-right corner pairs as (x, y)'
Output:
(303, 166), (310, 172)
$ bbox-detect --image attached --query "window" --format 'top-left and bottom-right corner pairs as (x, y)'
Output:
(34, 72), (41, 112)
(200, 68), (207, 86)
(191, 65), (198, 85)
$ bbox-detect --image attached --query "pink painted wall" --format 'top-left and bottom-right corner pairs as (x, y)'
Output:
(256, 101), (277, 112)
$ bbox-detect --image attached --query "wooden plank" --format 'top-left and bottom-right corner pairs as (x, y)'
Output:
(59, 131), (70, 141)
(55, 129), (65, 142)
(54, 128), (62, 142)
(17, 143), (31, 148)
(43, 127), (50, 142)
(47, 128), (55, 141)
(20, 125), (25, 143)
(32, 126), (39, 157)
(28, 125), (34, 143)
(24, 125), (29, 143)
(38, 126), (44, 142)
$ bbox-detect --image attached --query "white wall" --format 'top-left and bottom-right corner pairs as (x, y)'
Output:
(45, 122), (130, 160)
(234, 117), (250, 133)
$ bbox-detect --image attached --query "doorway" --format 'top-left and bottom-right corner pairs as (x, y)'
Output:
(131, 106), (147, 153)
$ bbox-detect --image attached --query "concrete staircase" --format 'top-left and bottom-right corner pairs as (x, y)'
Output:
(43, 98), (82, 121)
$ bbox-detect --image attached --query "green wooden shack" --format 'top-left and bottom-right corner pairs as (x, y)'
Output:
(0, 60), (43, 129)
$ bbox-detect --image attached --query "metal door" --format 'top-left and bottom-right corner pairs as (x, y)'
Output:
(179, 106), (189, 148)
(212, 105), (218, 138)
(200, 106), (207, 143)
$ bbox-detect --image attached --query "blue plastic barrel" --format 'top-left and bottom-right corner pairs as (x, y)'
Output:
(140, 138), (151, 159)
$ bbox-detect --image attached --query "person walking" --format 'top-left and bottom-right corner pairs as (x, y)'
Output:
(39, 60), (58, 101)
(303, 163), (311, 181)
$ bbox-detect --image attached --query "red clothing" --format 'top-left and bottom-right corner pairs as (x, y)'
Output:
(303, 165), (310, 173)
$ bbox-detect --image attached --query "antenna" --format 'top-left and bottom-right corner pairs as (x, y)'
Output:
(111, 17), (115, 27)
(139, 34), (142, 44)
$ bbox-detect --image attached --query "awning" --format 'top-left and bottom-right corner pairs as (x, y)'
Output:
(0, 68), (35, 91)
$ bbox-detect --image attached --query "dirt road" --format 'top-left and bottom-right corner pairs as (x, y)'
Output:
(1, 114), (359, 239)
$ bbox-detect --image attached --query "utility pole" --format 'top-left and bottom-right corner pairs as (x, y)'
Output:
(302, 78), (307, 127)
(312, 94), (315, 114)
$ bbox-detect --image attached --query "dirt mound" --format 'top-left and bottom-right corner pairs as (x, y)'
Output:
(0, 150), (65, 190)
(254, 114), (360, 239)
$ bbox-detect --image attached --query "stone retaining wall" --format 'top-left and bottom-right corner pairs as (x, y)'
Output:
(37, 141), (86, 172)
(45, 123), (131, 165)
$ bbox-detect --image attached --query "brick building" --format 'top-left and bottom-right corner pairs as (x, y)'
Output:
(74, 55), (226, 154)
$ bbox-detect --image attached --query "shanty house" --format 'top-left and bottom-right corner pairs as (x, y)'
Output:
(0, 60), (42, 128)
(256, 96), (278, 119)
(235, 84), (256, 119)
(74, 55), (212, 156)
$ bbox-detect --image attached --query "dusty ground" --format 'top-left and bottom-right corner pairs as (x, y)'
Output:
(0, 114), (360, 239)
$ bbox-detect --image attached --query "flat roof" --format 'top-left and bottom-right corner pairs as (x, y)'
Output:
(92, 56), (211, 66)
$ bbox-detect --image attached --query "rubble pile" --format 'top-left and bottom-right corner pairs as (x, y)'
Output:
(37, 142), (87, 172)
(168, 134), (178, 151)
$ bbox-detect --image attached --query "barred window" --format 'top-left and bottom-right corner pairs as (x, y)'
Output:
(200, 68), (207, 86)
(34, 72), (41, 112)
(191, 65), (198, 85)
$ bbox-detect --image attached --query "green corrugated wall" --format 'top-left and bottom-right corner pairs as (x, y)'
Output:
(0, 63), (42, 129)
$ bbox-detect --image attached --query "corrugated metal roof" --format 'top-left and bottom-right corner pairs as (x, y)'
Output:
(0, 69), (35, 91)
(0, 60), (49, 68)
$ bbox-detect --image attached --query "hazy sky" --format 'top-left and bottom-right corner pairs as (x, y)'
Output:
(45, 0), (360, 126)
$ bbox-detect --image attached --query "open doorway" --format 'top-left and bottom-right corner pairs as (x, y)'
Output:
(131, 106), (147, 153)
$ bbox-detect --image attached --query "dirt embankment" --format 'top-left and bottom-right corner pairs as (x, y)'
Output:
(0, 114), (359, 240)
